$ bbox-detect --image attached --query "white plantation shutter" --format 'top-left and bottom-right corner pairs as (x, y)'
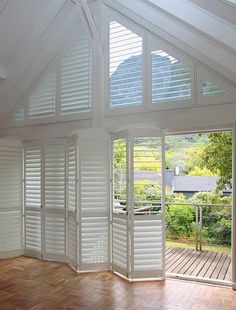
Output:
(112, 213), (128, 276)
(24, 145), (42, 257)
(109, 20), (144, 108)
(112, 133), (165, 280)
(79, 138), (109, 270)
(0, 141), (22, 258)
(131, 137), (164, 279)
(66, 137), (78, 269)
(112, 139), (129, 276)
(61, 34), (92, 114)
(29, 72), (56, 118)
(201, 80), (226, 96)
(152, 50), (192, 102)
(11, 107), (25, 122)
(133, 215), (163, 278)
(44, 141), (66, 261)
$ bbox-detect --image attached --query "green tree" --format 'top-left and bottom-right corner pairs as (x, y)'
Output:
(201, 132), (232, 190)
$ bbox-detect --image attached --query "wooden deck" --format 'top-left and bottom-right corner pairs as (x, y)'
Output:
(166, 247), (231, 282)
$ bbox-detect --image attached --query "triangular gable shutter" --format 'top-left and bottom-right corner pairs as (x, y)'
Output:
(108, 19), (144, 108)
(197, 65), (236, 105)
(61, 34), (92, 114)
(29, 72), (56, 118)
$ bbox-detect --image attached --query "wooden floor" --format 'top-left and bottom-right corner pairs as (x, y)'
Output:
(166, 247), (231, 282)
(0, 257), (236, 309)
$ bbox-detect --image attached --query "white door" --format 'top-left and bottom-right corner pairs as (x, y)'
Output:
(24, 140), (67, 262)
(112, 130), (165, 280)
(43, 139), (66, 262)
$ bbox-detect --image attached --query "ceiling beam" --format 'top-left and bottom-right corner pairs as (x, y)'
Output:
(146, 0), (236, 53)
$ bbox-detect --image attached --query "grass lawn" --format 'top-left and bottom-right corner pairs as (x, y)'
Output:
(166, 239), (231, 253)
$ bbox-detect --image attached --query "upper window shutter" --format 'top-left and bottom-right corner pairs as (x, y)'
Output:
(60, 34), (92, 114)
(11, 107), (24, 123)
(29, 72), (56, 118)
(197, 65), (236, 105)
(149, 36), (193, 108)
(108, 19), (144, 108)
(152, 50), (192, 102)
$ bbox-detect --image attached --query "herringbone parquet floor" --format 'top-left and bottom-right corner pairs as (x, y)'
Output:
(0, 256), (236, 310)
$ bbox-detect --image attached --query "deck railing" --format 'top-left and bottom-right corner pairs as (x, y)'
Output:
(113, 200), (232, 251)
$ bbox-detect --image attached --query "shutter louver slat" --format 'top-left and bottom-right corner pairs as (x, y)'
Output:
(109, 21), (143, 108)
(61, 34), (92, 114)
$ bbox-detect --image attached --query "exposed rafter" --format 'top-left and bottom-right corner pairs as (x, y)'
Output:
(146, 0), (236, 53)
(71, 0), (103, 54)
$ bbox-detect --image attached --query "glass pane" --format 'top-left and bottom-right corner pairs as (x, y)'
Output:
(109, 21), (143, 107)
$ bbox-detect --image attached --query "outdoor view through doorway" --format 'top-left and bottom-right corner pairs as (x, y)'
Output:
(165, 131), (232, 284)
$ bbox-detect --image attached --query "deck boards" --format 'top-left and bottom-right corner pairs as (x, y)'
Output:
(166, 247), (231, 282)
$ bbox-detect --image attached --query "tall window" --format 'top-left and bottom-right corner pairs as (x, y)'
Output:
(109, 21), (143, 108)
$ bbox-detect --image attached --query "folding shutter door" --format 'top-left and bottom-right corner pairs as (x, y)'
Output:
(24, 144), (42, 258)
(43, 140), (66, 262)
(0, 141), (22, 258)
(66, 137), (78, 270)
(112, 132), (165, 280)
(112, 139), (129, 277)
(79, 136), (110, 271)
(131, 137), (164, 279)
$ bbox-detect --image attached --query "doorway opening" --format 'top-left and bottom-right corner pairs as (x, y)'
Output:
(165, 131), (232, 285)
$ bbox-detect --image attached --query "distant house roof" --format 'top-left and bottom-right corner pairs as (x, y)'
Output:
(134, 170), (161, 181)
(133, 171), (231, 194)
(172, 176), (219, 192)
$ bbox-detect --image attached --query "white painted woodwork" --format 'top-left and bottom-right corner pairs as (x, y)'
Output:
(0, 140), (23, 258)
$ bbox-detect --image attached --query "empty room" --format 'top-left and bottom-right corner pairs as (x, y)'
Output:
(1, 0), (236, 309)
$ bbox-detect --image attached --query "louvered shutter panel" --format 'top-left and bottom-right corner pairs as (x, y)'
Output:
(44, 140), (66, 262)
(79, 137), (109, 270)
(0, 141), (22, 258)
(24, 145), (42, 257)
(61, 34), (92, 114)
(201, 80), (226, 96)
(29, 72), (56, 118)
(152, 50), (191, 103)
(11, 107), (24, 123)
(109, 20), (144, 108)
(112, 139), (128, 276)
(66, 137), (78, 270)
(131, 137), (163, 279)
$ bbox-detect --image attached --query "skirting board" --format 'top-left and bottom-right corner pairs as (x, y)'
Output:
(0, 249), (23, 259)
